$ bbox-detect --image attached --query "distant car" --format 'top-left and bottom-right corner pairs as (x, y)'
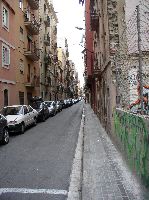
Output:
(63, 99), (70, 108)
(56, 101), (63, 112)
(30, 99), (50, 121)
(1, 105), (38, 134)
(44, 101), (57, 116)
(0, 114), (9, 145)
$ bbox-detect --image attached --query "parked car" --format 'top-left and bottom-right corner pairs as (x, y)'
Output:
(1, 105), (38, 134)
(0, 114), (9, 145)
(63, 99), (70, 108)
(30, 97), (49, 121)
(56, 101), (63, 112)
(44, 101), (57, 116)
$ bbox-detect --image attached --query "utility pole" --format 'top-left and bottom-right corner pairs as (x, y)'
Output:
(137, 5), (144, 111)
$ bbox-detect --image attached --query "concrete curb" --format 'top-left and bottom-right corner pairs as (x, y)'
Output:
(67, 108), (85, 200)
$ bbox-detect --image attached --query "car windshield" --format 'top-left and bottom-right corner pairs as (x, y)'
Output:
(31, 101), (42, 109)
(45, 102), (52, 107)
(1, 106), (22, 116)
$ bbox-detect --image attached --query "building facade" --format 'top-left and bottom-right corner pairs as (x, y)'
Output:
(0, 0), (17, 109)
(85, 0), (121, 133)
(15, 0), (40, 105)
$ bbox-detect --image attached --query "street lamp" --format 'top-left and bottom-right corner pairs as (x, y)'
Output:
(75, 26), (85, 31)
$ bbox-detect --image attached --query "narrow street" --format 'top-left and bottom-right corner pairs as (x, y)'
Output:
(0, 102), (83, 200)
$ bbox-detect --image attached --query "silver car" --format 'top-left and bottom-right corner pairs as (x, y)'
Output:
(44, 101), (57, 116)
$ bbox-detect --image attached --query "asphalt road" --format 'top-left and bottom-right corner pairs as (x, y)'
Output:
(0, 101), (83, 200)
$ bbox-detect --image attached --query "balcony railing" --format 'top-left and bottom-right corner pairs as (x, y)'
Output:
(24, 10), (39, 35)
(27, 0), (39, 10)
(93, 67), (101, 78)
(93, 59), (101, 77)
(53, 55), (58, 63)
(44, 15), (50, 27)
(24, 43), (40, 61)
(44, 54), (51, 65)
(44, 34), (50, 46)
(90, 12), (99, 31)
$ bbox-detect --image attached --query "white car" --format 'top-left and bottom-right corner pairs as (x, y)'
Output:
(1, 105), (38, 134)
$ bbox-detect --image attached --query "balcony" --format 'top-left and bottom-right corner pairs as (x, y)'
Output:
(44, 15), (50, 27)
(93, 68), (101, 77)
(93, 59), (101, 77)
(53, 55), (58, 63)
(24, 11), (39, 35)
(44, 54), (51, 65)
(24, 43), (40, 61)
(27, 0), (39, 10)
(44, 34), (50, 46)
(90, 12), (99, 31)
(25, 75), (35, 88)
(53, 26), (57, 35)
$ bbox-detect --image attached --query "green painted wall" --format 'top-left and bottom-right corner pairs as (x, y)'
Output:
(114, 109), (149, 186)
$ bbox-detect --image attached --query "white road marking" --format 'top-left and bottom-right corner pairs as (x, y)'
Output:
(0, 188), (68, 196)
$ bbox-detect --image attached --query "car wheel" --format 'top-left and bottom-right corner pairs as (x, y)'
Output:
(20, 123), (25, 134)
(34, 117), (37, 126)
(42, 115), (46, 122)
(2, 128), (9, 145)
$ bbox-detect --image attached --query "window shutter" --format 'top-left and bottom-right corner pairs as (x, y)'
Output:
(8, 48), (10, 65)
(2, 6), (9, 28)
(2, 7), (5, 24)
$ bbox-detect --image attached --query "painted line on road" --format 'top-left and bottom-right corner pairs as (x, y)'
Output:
(67, 108), (85, 200)
(0, 188), (68, 196)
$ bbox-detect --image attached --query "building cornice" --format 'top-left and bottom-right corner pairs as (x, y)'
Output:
(0, 78), (16, 85)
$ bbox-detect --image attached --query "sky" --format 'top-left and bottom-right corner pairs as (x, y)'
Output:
(52, 0), (85, 87)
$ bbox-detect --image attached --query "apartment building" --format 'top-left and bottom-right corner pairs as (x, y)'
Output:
(48, 2), (58, 101)
(39, 0), (52, 100)
(57, 47), (66, 100)
(15, 0), (40, 105)
(0, 0), (17, 108)
(85, 0), (123, 132)
(84, 0), (95, 107)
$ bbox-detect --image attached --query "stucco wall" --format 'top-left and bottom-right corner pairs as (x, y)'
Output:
(114, 109), (149, 186)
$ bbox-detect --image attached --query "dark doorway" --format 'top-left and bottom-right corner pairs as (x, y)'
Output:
(27, 92), (32, 105)
(4, 89), (8, 106)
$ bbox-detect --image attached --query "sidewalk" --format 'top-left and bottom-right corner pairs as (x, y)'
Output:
(82, 104), (149, 200)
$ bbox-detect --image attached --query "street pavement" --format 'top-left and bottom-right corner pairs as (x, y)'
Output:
(81, 104), (149, 200)
(0, 102), (83, 200)
(1, 102), (149, 200)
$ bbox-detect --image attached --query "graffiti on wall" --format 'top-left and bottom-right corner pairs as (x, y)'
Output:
(114, 109), (149, 186)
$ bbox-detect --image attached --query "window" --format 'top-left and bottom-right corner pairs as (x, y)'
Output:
(20, 27), (24, 41)
(19, 59), (24, 74)
(44, 4), (46, 12)
(2, 5), (9, 30)
(19, 92), (24, 105)
(19, 0), (23, 10)
(2, 44), (10, 67)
